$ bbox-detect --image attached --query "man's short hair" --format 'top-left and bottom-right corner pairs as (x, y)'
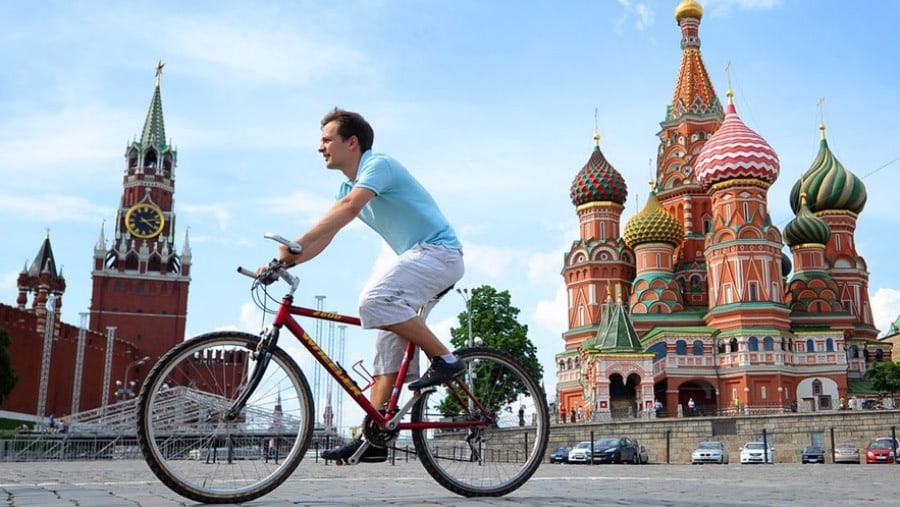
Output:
(321, 108), (374, 152)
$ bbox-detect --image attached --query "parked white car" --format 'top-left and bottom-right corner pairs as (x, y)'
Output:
(568, 441), (593, 464)
(740, 442), (774, 464)
(692, 441), (729, 464)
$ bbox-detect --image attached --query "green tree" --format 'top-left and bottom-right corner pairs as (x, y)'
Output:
(439, 285), (544, 416)
(866, 360), (900, 404)
(0, 328), (18, 404)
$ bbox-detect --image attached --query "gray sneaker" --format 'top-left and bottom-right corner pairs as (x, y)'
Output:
(408, 357), (465, 390)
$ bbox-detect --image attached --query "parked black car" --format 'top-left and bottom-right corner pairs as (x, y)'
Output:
(549, 445), (570, 464)
(801, 446), (825, 464)
(592, 437), (641, 464)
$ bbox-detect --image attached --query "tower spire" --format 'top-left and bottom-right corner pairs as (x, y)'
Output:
(141, 61), (168, 150)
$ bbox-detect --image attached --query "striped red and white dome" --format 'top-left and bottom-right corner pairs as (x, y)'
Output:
(696, 100), (780, 190)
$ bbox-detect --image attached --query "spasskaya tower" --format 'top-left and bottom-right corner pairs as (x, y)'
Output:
(89, 62), (191, 365)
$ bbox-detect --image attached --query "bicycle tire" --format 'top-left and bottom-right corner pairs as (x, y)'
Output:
(136, 331), (314, 504)
(411, 346), (549, 497)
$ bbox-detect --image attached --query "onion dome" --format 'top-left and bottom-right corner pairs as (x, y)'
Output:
(570, 133), (628, 206)
(789, 124), (867, 215)
(695, 90), (780, 190)
(783, 193), (831, 247)
(623, 185), (683, 248)
(675, 0), (703, 22)
(781, 250), (792, 278)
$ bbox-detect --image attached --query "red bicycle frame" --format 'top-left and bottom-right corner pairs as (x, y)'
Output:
(271, 293), (489, 432)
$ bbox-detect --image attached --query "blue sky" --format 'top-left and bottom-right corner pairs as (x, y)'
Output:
(2, 0), (899, 431)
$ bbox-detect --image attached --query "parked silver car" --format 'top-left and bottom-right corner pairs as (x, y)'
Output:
(832, 442), (860, 464)
(691, 441), (729, 464)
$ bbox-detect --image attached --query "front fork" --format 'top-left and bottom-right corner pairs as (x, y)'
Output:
(225, 326), (280, 420)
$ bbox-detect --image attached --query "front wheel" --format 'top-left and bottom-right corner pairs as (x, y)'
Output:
(136, 331), (314, 504)
(411, 347), (550, 497)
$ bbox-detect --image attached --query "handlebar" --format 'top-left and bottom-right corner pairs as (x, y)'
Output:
(235, 233), (302, 295)
(263, 232), (302, 254)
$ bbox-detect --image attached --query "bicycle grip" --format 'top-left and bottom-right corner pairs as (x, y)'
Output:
(236, 266), (257, 278)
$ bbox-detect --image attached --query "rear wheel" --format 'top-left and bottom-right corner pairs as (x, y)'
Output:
(136, 332), (314, 504)
(411, 347), (549, 497)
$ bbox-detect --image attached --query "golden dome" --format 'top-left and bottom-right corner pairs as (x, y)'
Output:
(675, 0), (703, 22)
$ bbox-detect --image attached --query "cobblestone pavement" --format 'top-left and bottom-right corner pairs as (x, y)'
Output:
(1, 458), (898, 507)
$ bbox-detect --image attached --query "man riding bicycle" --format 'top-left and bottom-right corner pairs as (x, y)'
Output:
(273, 108), (465, 462)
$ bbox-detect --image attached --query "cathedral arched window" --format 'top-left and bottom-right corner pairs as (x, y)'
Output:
(648, 342), (667, 361)
(729, 338), (738, 353)
(875, 349), (884, 362)
(675, 340), (687, 355)
(812, 379), (823, 396)
(692, 340), (703, 356)
(806, 339), (814, 352)
(763, 336), (774, 351)
(826, 339), (834, 352)
(848, 345), (859, 359)
(748, 336), (759, 352)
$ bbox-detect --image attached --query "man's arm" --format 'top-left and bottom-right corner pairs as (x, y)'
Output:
(280, 186), (375, 266)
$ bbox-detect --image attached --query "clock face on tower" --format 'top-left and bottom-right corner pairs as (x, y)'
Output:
(125, 203), (165, 238)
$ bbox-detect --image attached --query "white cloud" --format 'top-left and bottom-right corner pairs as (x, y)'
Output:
(462, 242), (527, 280)
(0, 107), (133, 178)
(703, 0), (784, 17)
(179, 203), (233, 231)
(615, 1), (656, 33)
(527, 247), (565, 286)
(156, 17), (366, 88)
(0, 270), (19, 290)
(265, 191), (340, 220)
(871, 287), (900, 337)
(533, 282), (568, 337)
(0, 190), (111, 223)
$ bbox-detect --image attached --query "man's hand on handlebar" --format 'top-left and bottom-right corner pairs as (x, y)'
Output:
(254, 259), (285, 285)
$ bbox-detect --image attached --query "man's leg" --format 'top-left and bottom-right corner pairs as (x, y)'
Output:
(323, 245), (463, 461)
(382, 315), (449, 359)
(384, 315), (465, 390)
(369, 373), (397, 409)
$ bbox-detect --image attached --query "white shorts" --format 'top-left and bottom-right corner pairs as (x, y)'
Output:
(358, 243), (464, 378)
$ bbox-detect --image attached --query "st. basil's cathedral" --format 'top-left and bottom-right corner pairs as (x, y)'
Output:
(556, 0), (891, 422)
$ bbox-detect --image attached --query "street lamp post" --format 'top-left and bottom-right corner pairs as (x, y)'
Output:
(743, 386), (751, 415)
(456, 287), (474, 350)
(456, 288), (484, 413)
(115, 356), (150, 402)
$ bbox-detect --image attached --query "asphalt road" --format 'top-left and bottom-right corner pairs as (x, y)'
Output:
(1, 458), (898, 506)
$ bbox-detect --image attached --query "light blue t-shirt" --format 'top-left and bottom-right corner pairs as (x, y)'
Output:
(337, 151), (462, 255)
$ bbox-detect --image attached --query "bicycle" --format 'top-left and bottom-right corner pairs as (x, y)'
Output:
(136, 233), (550, 504)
